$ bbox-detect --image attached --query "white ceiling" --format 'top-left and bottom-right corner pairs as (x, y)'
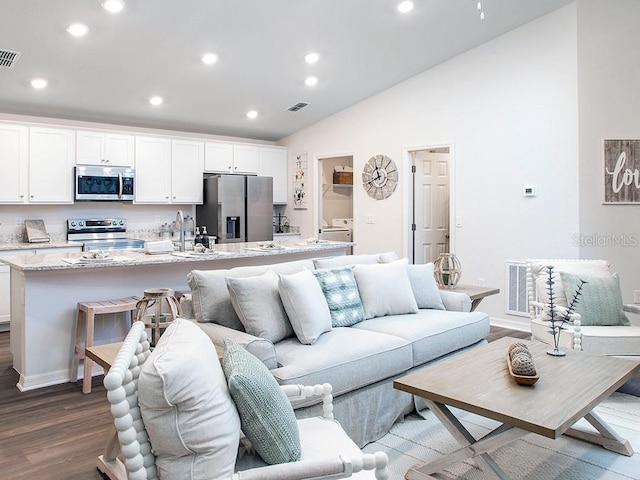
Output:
(0, 0), (573, 142)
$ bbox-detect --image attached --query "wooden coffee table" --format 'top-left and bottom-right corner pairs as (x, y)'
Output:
(394, 337), (640, 480)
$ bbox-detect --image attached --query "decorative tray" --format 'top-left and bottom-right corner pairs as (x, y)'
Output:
(506, 353), (539, 386)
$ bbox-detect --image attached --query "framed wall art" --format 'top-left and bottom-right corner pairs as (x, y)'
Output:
(604, 139), (640, 204)
(292, 152), (308, 209)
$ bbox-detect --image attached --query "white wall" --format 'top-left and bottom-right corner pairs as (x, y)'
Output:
(280, 5), (580, 328)
(577, 0), (640, 314)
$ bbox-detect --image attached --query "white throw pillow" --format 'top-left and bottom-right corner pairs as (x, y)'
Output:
(407, 262), (445, 310)
(138, 318), (240, 480)
(353, 258), (418, 319)
(278, 270), (332, 344)
(226, 270), (294, 343)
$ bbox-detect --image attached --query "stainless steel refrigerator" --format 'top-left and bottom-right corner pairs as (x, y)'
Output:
(196, 174), (273, 243)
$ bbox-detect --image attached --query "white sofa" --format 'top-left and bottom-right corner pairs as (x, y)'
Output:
(183, 253), (491, 447)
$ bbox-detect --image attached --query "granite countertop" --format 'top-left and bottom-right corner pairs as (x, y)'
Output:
(0, 240), (353, 272)
(0, 241), (83, 252)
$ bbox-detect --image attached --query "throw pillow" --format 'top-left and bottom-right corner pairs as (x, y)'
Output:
(138, 319), (240, 480)
(222, 339), (301, 465)
(407, 262), (446, 310)
(559, 272), (630, 326)
(353, 258), (419, 319)
(278, 270), (332, 344)
(226, 270), (294, 343)
(312, 266), (366, 327)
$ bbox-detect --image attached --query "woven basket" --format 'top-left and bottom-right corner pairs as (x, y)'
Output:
(333, 171), (353, 185)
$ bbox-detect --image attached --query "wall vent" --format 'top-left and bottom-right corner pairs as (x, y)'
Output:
(506, 261), (529, 317)
(287, 102), (309, 112)
(0, 49), (21, 69)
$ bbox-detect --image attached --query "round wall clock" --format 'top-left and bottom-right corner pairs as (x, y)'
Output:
(361, 154), (398, 200)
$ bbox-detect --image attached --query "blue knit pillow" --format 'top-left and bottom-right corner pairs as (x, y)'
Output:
(222, 339), (301, 465)
(312, 266), (366, 327)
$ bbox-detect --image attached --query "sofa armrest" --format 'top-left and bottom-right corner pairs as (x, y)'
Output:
(439, 290), (471, 312)
(194, 320), (278, 369)
(281, 383), (334, 420)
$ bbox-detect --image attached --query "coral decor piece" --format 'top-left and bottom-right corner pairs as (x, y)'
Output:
(545, 265), (586, 356)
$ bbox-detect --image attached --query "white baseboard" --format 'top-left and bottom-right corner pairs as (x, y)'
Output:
(490, 316), (531, 333)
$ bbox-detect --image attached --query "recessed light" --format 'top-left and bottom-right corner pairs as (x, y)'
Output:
(149, 96), (163, 106)
(201, 53), (218, 65)
(246, 110), (258, 119)
(397, 1), (414, 13)
(304, 52), (320, 64)
(31, 78), (48, 89)
(305, 76), (318, 87)
(67, 23), (89, 37)
(101, 0), (125, 13)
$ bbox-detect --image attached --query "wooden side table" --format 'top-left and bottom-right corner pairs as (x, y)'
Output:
(441, 284), (500, 311)
(87, 341), (224, 480)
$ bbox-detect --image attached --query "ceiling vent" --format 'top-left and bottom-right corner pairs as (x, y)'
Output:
(0, 49), (21, 69)
(287, 102), (309, 112)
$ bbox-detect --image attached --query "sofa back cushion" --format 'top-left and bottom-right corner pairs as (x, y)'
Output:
(353, 258), (419, 319)
(312, 251), (398, 269)
(138, 318), (240, 480)
(226, 271), (294, 343)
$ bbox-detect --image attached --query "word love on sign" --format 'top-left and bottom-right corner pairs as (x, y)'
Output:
(604, 139), (640, 204)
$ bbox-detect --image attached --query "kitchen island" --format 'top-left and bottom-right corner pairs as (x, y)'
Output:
(0, 240), (352, 391)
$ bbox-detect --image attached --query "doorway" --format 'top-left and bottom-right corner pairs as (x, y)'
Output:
(409, 146), (451, 264)
(317, 155), (354, 240)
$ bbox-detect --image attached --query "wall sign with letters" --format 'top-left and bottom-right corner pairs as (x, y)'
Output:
(604, 139), (640, 204)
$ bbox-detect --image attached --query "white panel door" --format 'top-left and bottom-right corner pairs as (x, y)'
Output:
(413, 151), (449, 264)
(171, 139), (204, 203)
(0, 124), (28, 203)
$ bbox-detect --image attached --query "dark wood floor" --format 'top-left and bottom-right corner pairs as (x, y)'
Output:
(0, 327), (528, 480)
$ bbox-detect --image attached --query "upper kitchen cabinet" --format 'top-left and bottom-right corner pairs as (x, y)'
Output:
(258, 146), (288, 204)
(76, 130), (134, 166)
(28, 126), (75, 203)
(0, 124), (28, 203)
(204, 142), (258, 174)
(134, 136), (171, 203)
(171, 139), (204, 204)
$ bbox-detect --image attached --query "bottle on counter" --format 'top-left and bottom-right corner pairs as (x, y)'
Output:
(194, 226), (202, 246)
(201, 226), (210, 249)
(160, 223), (171, 239)
(184, 215), (195, 241)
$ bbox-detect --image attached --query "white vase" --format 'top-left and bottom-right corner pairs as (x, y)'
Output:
(434, 253), (462, 288)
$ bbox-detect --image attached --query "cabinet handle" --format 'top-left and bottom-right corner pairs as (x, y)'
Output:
(30, 195), (34, 199)
(234, 166), (237, 171)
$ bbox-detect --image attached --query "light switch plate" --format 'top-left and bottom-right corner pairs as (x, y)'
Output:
(455, 215), (463, 227)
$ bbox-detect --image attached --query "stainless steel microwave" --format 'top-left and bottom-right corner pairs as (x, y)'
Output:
(75, 165), (135, 202)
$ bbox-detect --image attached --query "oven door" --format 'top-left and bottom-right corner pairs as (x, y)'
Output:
(75, 165), (135, 201)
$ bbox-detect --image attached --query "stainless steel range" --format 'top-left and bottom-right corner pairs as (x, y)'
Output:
(67, 218), (145, 251)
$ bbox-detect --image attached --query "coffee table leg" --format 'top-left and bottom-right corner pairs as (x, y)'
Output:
(406, 400), (528, 480)
(564, 410), (634, 456)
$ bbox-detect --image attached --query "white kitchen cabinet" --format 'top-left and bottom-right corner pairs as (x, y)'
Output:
(28, 126), (75, 203)
(204, 142), (258, 174)
(259, 146), (288, 204)
(171, 139), (204, 204)
(135, 136), (172, 203)
(0, 124), (28, 203)
(76, 130), (134, 166)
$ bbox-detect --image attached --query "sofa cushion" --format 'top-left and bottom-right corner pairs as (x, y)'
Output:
(226, 271), (294, 343)
(560, 272), (630, 326)
(312, 266), (366, 327)
(278, 270), (332, 344)
(271, 327), (413, 404)
(353, 258), (418, 319)
(222, 339), (301, 465)
(312, 252), (398, 269)
(354, 309), (490, 367)
(138, 318), (240, 480)
(407, 262), (446, 310)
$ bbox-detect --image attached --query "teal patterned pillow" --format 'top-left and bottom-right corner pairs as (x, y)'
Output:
(222, 339), (301, 464)
(312, 266), (366, 327)
(559, 272), (630, 326)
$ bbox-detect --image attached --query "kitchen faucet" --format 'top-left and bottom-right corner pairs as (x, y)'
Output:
(175, 210), (185, 252)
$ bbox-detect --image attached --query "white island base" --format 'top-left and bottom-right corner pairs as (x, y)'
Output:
(6, 243), (349, 391)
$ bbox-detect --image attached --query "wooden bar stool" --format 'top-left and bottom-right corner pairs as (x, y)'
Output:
(71, 296), (139, 394)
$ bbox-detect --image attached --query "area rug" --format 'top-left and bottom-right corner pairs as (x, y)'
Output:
(362, 392), (640, 480)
